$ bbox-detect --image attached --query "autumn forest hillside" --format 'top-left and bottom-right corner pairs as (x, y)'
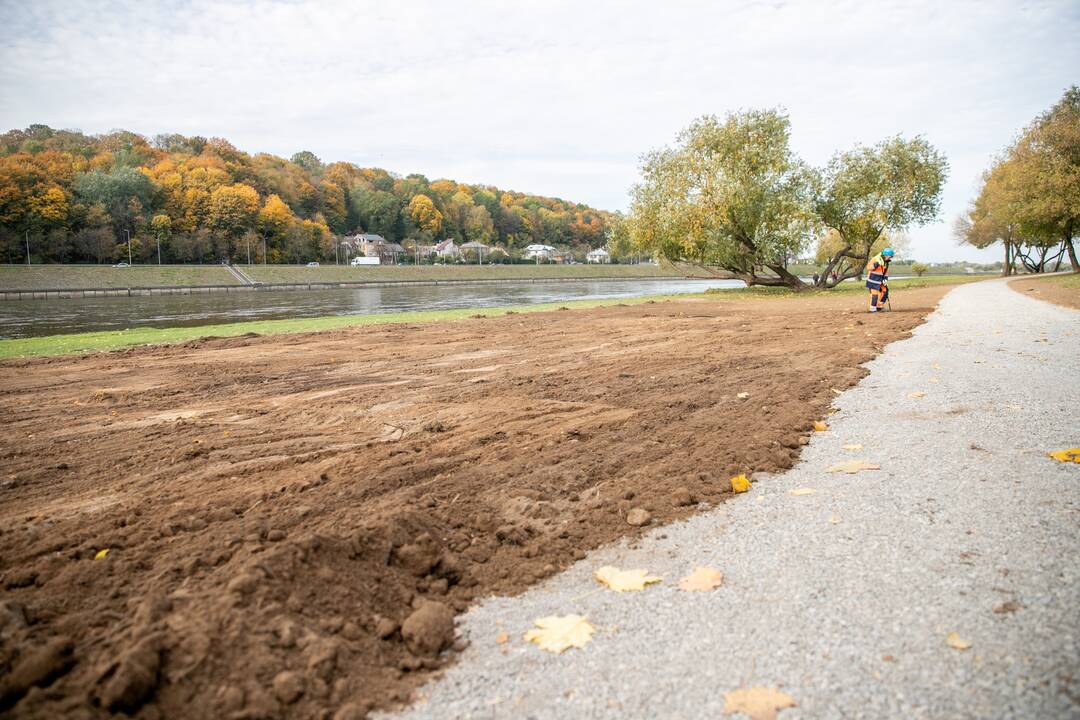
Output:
(0, 125), (615, 265)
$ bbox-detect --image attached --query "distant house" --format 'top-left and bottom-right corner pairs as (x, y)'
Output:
(523, 243), (556, 261)
(421, 239), (460, 260)
(586, 248), (610, 264)
(345, 233), (405, 264)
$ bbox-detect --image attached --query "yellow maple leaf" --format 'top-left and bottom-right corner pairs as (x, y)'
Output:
(678, 567), (724, 591)
(812, 420), (829, 432)
(523, 615), (595, 654)
(1048, 448), (1080, 464)
(595, 566), (662, 592)
(723, 686), (797, 720)
(827, 459), (881, 474)
(946, 631), (971, 650)
(787, 488), (816, 496)
(94, 548), (110, 560)
(730, 474), (750, 493)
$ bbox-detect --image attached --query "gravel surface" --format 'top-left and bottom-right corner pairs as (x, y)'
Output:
(385, 279), (1080, 720)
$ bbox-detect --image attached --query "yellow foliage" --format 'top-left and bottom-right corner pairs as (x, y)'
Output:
(1048, 448), (1080, 463)
(594, 566), (662, 592)
(523, 615), (595, 654)
(730, 474), (750, 493)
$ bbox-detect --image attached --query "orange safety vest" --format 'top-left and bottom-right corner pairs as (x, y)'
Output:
(865, 254), (889, 290)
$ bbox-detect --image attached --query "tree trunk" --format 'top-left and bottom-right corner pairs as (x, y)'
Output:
(1003, 241), (1012, 277)
(1066, 229), (1079, 273)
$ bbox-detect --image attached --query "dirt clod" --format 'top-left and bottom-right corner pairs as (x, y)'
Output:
(0, 635), (74, 710)
(626, 508), (652, 526)
(672, 487), (694, 507)
(95, 635), (161, 713)
(272, 671), (305, 704)
(401, 601), (455, 657)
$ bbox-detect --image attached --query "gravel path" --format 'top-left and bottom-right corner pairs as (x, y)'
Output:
(386, 279), (1080, 720)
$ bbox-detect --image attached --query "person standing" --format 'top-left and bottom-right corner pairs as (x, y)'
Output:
(865, 247), (895, 312)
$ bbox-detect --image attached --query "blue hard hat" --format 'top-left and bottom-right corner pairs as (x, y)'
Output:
(882, 247), (895, 257)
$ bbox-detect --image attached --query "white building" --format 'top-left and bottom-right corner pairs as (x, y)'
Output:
(586, 248), (611, 264)
(523, 243), (556, 261)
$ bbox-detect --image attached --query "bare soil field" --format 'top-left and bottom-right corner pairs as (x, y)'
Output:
(1009, 272), (1080, 310)
(0, 285), (955, 719)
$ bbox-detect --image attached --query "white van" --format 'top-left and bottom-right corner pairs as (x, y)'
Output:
(351, 257), (380, 266)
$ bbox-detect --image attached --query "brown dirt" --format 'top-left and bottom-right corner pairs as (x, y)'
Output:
(0, 286), (953, 719)
(1009, 273), (1080, 311)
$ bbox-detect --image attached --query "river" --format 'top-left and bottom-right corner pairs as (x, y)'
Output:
(0, 278), (746, 339)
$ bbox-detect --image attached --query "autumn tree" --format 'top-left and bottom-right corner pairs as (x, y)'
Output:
(813, 137), (947, 287)
(407, 194), (443, 237)
(628, 110), (819, 288)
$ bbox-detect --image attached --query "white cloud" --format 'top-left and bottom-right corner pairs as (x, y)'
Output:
(1, 0), (1077, 261)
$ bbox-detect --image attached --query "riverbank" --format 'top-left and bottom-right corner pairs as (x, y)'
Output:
(0, 263), (681, 296)
(0, 275), (983, 358)
(0, 282), (962, 719)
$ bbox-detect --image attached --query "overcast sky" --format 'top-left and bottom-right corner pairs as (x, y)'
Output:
(1, 0), (1077, 262)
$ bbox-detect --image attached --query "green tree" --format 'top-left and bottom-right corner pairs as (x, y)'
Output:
(814, 136), (948, 287)
(628, 110), (818, 288)
(911, 262), (929, 277)
(73, 166), (155, 234)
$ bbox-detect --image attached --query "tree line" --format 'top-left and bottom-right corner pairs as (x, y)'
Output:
(0, 126), (614, 265)
(618, 108), (951, 289)
(955, 86), (1080, 275)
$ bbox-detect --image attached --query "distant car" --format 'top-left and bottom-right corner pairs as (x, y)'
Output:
(113, 262), (130, 268)
(306, 261), (320, 267)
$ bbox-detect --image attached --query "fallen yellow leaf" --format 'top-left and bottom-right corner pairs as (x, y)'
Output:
(737, 392), (750, 399)
(787, 488), (816, 496)
(841, 444), (863, 451)
(907, 391), (926, 399)
(946, 631), (971, 651)
(594, 566), (662, 592)
(94, 548), (110, 560)
(812, 421), (829, 432)
(523, 615), (595, 654)
(678, 567), (724, 591)
(830, 388), (842, 395)
(723, 686), (797, 720)
(829, 515), (841, 524)
(730, 474), (750, 493)
(827, 459), (881, 474)
(1048, 448), (1080, 464)
(495, 632), (509, 644)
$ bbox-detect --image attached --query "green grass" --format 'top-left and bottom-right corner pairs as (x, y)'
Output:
(0, 274), (986, 360)
(0, 264), (240, 290)
(241, 263), (680, 284)
(1041, 272), (1080, 290)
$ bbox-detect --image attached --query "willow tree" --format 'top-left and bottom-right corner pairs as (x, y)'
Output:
(813, 136), (948, 287)
(628, 110), (818, 288)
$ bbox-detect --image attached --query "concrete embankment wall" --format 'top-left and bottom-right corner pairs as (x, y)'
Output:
(0, 275), (682, 301)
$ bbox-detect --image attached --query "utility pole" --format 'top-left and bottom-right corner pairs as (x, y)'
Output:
(25, 229), (30, 266)
(157, 234), (162, 265)
(124, 229), (132, 265)
(246, 236), (251, 266)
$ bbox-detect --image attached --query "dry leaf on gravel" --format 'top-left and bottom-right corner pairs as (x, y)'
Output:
(812, 421), (829, 432)
(595, 566), (661, 592)
(523, 615), (595, 654)
(495, 632), (509, 644)
(737, 392), (750, 399)
(842, 444), (863, 451)
(1048, 448), (1080, 464)
(787, 488), (816, 496)
(907, 391), (926, 399)
(678, 567), (724, 591)
(829, 515), (841, 524)
(946, 632), (971, 651)
(827, 459), (881, 474)
(731, 474), (751, 493)
(723, 686), (797, 720)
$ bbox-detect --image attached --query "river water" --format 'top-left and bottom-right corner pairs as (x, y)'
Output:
(0, 278), (745, 339)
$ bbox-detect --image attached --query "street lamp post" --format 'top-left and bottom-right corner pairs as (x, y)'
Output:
(157, 234), (162, 265)
(25, 230), (30, 266)
(124, 229), (132, 265)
